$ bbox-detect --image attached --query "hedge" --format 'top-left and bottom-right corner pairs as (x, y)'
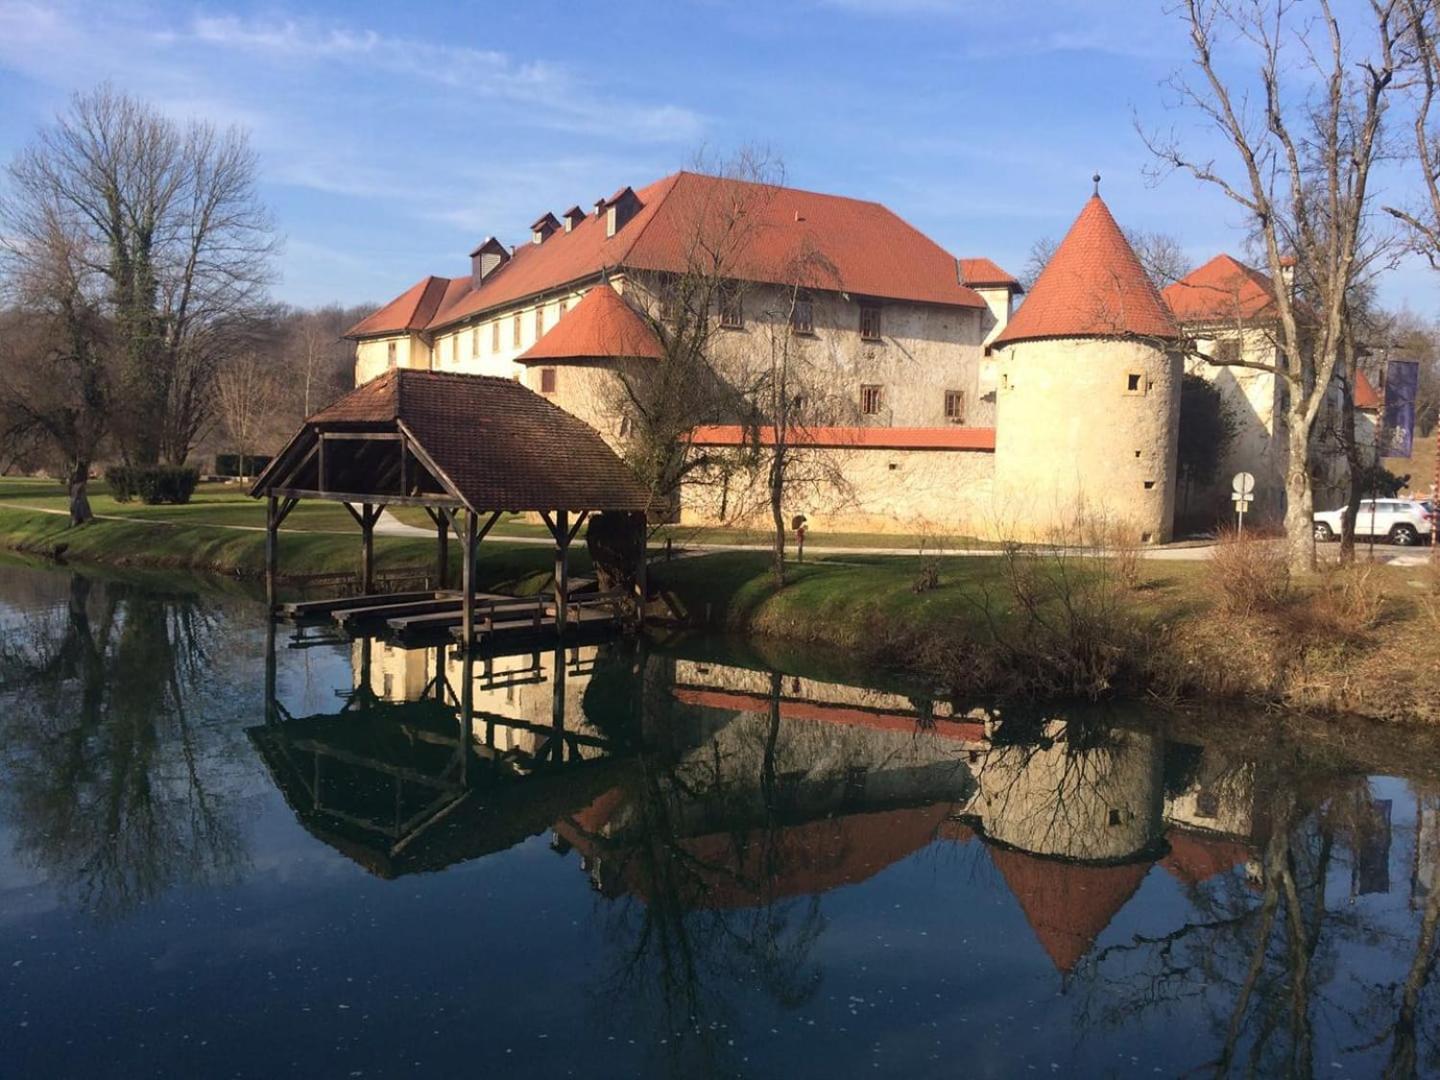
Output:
(104, 465), (201, 505)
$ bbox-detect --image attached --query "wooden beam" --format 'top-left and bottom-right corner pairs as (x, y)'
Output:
(396, 420), (470, 505)
(461, 510), (478, 649)
(564, 510), (589, 547)
(318, 431), (402, 441)
(270, 488), (461, 508)
(434, 509), (448, 588)
(553, 509), (569, 636)
(265, 495), (280, 610)
(360, 502), (377, 594)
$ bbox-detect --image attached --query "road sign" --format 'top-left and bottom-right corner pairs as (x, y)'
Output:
(1232, 472), (1256, 497)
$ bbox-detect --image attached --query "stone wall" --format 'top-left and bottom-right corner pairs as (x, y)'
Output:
(994, 336), (1182, 543)
(680, 444), (997, 536)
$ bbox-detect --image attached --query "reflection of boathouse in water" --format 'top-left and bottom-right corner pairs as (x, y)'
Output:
(253, 632), (1267, 974)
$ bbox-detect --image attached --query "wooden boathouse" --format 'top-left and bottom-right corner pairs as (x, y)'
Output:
(250, 369), (651, 646)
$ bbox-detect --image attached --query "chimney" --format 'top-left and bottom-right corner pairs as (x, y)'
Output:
(562, 205), (585, 233)
(469, 236), (510, 288)
(530, 212), (560, 245)
(1278, 254), (1296, 298)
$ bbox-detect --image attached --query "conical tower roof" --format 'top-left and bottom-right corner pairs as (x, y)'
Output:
(994, 194), (1179, 347)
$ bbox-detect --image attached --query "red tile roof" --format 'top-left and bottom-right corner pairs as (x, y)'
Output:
(1160, 828), (1251, 888)
(255, 369), (650, 512)
(1161, 253), (1282, 324)
(517, 284), (663, 365)
(993, 195), (1179, 347)
(989, 846), (1151, 974)
(1355, 369), (1381, 410)
(959, 257), (1023, 292)
(352, 171), (993, 340)
(345, 275), (451, 339)
(689, 424), (997, 451)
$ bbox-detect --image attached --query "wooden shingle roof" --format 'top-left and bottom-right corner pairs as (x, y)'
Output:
(257, 369), (649, 513)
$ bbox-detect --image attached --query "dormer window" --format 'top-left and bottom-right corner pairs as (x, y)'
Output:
(469, 237), (509, 287)
(562, 206), (585, 233)
(530, 212), (560, 245)
(859, 303), (882, 341)
(603, 186), (642, 237)
(790, 295), (814, 335)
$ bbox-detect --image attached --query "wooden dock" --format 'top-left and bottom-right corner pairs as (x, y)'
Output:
(274, 587), (626, 647)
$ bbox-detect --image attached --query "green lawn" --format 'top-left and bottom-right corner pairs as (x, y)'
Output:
(2, 477), (997, 550)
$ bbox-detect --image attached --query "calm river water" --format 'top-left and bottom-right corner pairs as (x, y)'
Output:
(2, 558), (1438, 1078)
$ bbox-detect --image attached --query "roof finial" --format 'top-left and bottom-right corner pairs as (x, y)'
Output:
(1092, 173), (1101, 197)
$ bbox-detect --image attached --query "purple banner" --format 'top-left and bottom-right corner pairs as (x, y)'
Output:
(1381, 359), (1420, 458)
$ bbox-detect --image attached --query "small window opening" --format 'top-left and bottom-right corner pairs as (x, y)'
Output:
(860, 384), (883, 415)
(859, 303), (882, 341)
(944, 390), (965, 423)
(1126, 372), (1142, 393)
(719, 282), (743, 329)
(1143, 480), (1156, 490)
(790, 296), (814, 334)
(386, 341), (397, 368)
(1108, 808), (1124, 827)
(540, 367), (557, 394)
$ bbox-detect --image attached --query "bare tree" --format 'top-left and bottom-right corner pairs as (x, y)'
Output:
(1143, 0), (1403, 570)
(3, 84), (275, 467)
(213, 352), (279, 481)
(1021, 228), (1192, 291)
(0, 212), (110, 525)
(749, 259), (854, 587)
(615, 148), (786, 519)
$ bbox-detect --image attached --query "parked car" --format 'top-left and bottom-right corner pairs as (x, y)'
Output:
(1313, 499), (1434, 545)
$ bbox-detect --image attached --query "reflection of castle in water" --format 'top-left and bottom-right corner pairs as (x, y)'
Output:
(254, 632), (1269, 974)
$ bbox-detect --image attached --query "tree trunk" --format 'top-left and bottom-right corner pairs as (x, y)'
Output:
(769, 453), (786, 588)
(1284, 421), (1317, 573)
(68, 459), (93, 527)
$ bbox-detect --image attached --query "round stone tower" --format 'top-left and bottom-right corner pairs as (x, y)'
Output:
(991, 187), (1182, 544)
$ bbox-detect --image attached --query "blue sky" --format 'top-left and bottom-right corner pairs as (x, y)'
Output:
(0, 0), (1433, 312)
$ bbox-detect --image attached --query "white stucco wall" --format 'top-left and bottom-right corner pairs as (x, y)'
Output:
(993, 336), (1182, 543)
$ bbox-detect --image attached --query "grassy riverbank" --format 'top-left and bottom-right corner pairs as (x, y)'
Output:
(649, 547), (1440, 725)
(0, 500), (581, 596)
(3, 477), (1437, 723)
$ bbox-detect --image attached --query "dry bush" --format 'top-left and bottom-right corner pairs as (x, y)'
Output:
(1207, 528), (1292, 616)
(972, 531), (1153, 701)
(1308, 562), (1385, 635)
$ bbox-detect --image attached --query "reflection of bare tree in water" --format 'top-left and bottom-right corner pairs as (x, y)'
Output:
(0, 574), (248, 920)
(576, 670), (826, 1079)
(1070, 762), (1440, 1078)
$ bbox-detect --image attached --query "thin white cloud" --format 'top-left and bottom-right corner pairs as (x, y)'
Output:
(183, 13), (704, 143)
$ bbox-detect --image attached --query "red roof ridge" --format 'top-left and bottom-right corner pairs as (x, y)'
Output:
(994, 194), (1178, 347)
(518, 283), (663, 364)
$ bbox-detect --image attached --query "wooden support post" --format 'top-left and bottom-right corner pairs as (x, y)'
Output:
(553, 509), (569, 636)
(264, 618), (278, 724)
(462, 510), (478, 649)
(459, 650), (474, 788)
(551, 643), (566, 765)
(265, 495), (280, 611)
(428, 507), (450, 589)
(360, 503), (377, 594)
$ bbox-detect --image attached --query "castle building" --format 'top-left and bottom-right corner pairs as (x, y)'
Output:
(347, 172), (1330, 542)
(990, 192), (1183, 543)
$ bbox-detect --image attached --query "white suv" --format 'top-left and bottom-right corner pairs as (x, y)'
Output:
(1313, 499), (1435, 545)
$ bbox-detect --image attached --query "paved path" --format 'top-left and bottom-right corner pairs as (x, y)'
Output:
(11, 503), (1436, 567)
